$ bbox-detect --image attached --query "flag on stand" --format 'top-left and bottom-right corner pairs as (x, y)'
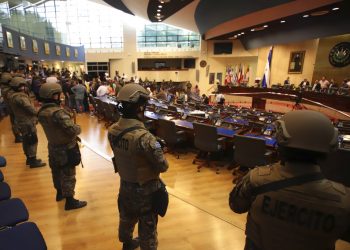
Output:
(261, 46), (273, 88)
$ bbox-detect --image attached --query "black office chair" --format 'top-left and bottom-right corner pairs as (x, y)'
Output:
(319, 148), (350, 187)
(157, 119), (186, 159)
(192, 122), (226, 174)
(232, 135), (273, 183)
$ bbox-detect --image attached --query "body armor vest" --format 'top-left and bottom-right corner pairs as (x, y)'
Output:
(110, 119), (160, 185)
(246, 164), (350, 250)
(9, 92), (36, 123)
(38, 104), (76, 146)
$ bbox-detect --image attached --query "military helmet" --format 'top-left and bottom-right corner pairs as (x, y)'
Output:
(275, 110), (338, 153)
(39, 83), (62, 99)
(9, 77), (27, 89)
(116, 83), (149, 103)
(0, 72), (12, 84)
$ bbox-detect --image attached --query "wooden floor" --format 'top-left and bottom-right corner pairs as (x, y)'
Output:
(0, 114), (349, 250)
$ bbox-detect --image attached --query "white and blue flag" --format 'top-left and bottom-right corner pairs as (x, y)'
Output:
(261, 46), (273, 88)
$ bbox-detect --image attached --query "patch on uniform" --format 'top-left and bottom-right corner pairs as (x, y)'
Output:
(258, 166), (272, 176)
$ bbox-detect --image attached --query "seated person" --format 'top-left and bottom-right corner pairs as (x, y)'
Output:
(177, 89), (186, 103)
(283, 77), (291, 86)
(201, 94), (209, 105)
(156, 88), (167, 101)
(319, 76), (330, 90)
(216, 93), (225, 105)
(299, 78), (310, 89)
(311, 80), (321, 92)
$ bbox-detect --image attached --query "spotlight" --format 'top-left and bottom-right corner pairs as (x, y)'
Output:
(263, 25), (268, 28)
(158, 5), (162, 8)
(332, 7), (339, 11)
(157, 9), (161, 12)
(241, 32), (245, 35)
(303, 14), (309, 18)
(251, 28), (255, 31)
(280, 20), (286, 23)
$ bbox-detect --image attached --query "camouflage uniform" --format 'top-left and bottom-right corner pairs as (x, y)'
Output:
(230, 110), (350, 250)
(0, 74), (21, 139)
(229, 163), (350, 250)
(9, 91), (38, 158)
(108, 118), (168, 250)
(38, 103), (81, 197)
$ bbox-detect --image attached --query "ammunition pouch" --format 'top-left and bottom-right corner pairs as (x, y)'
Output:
(66, 143), (81, 168)
(152, 180), (169, 217)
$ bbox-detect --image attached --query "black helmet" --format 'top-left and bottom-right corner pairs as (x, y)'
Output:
(275, 110), (338, 153)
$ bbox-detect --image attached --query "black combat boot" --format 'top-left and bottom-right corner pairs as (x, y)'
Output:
(122, 238), (140, 250)
(56, 189), (64, 202)
(65, 197), (87, 210)
(15, 135), (23, 143)
(27, 157), (46, 168)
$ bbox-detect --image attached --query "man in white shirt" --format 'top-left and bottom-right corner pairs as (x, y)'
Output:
(96, 82), (109, 97)
(216, 93), (225, 104)
(319, 76), (329, 89)
(46, 73), (58, 84)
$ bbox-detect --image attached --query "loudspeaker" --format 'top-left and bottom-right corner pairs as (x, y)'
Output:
(131, 62), (135, 74)
(196, 70), (200, 82)
(206, 65), (210, 77)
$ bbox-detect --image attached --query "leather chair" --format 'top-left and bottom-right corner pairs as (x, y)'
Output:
(0, 222), (47, 250)
(319, 148), (350, 187)
(192, 122), (226, 174)
(232, 135), (273, 182)
(157, 119), (186, 159)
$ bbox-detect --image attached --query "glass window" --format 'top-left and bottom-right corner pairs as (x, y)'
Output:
(137, 23), (200, 50)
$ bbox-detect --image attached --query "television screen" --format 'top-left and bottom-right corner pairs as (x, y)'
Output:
(184, 58), (195, 68)
(214, 42), (233, 54)
(155, 62), (166, 68)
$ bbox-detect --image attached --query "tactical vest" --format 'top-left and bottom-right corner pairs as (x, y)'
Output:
(246, 163), (350, 250)
(9, 92), (36, 123)
(38, 104), (76, 146)
(109, 120), (160, 185)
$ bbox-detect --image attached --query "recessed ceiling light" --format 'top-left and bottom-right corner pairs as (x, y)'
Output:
(157, 9), (161, 12)
(332, 7), (339, 11)
(280, 20), (286, 23)
(158, 19), (162, 22)
(237, 34), (241, 36)
(157, 13), (160, 16)
(263, 25), (268, 28)
(158, 5), (162, 8)
(251, 29), (255, 31)
(303, 14), (309, 18)
(241, 32), (245, 35)
(234, 35), (237, 38)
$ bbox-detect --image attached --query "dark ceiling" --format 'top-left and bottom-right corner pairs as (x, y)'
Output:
(147, 0), (194, 22)
(101, 0), (350, 48)
(194, 0), (293, 35)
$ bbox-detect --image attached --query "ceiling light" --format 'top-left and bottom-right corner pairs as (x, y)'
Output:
(251, 28), (255, 31)
(263, 25), (268, 28)
(332, 7), (339, 11)
(234, 35), (238, 38)
(14, 56), (18, 59)
(280, 20), (286, 23)
(158, 20), (162, 22)
(157, 13), (160, 16)
(241, 32), (245, 35)
(157, 9), (161, 12)
(158, 5), (162, 8)
(237, 34), (241, 36)
(303, 14), (309, 18)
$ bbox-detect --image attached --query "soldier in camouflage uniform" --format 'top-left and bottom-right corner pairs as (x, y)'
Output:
(8, 77), (45, 168)
(229, 110), (350, 250)
(108, 84), (169, 250)
(0, 72), (22, 142)
(37, 83), (87, 210)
